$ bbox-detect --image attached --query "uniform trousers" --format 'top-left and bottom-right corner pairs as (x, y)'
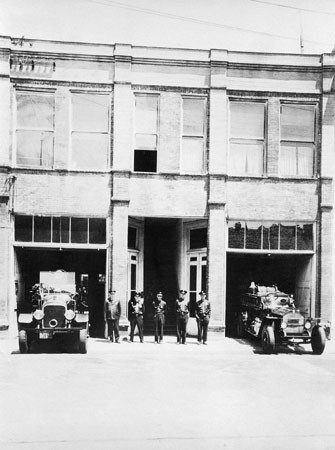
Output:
(107, 318), (120, 342)
(176, 314), (189, 344)
(196, 317), (210, 343)
(154, 313), (165, 342)
(130, 314), (144, 342)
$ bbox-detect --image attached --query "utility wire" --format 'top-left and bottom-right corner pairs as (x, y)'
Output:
(82, 0), (330, 45)
(250, 0), (335, 16)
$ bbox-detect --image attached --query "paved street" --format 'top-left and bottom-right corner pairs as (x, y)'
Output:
(1, 329), (335, 450)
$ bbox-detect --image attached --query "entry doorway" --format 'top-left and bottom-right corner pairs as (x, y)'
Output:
(187, 251), (207, 316)
(14, 247), (106, 337)
(225, 252), (314, 337)
(143, 218), (180, 331)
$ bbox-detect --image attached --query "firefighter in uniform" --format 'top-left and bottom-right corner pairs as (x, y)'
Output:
(105, 289), (121, 343)
(176, 289), (189, 344)
(152, 292), (166, 343)
(129, 292), (145, 343)
(195, 291), (211, 345)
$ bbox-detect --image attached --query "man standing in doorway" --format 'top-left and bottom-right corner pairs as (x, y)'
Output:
(195, 291), (211, 345)
(176, 290), (189, 344)
(130, 292), (145, 343)
(152, 292), (166, 343)
(105, 290), (121, 343)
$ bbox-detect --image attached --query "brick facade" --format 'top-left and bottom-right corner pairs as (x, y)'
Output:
(0, 36), (334, 335)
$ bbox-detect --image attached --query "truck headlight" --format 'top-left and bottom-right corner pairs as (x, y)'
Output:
(305, 321), (311, 330)
(33, 309), (44, 321)
(65, 310), (76, 321)
(281, 321), (288, 329)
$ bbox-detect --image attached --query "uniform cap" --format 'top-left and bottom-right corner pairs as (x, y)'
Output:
(156, 291), (163, 296)
(199, 291), (206, 295)
(109, 289), (116, 293)
(179, 290), (187, 295)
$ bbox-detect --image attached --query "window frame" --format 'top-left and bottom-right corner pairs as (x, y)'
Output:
(181, 95), (207, 174)
(70, 91), (111, 172)
(229, 99), (267, 177)
(133, 92), (160, 173)
(279, 102), (317, 178)
(227, 220), (315, 253)
(14, 215), (107, 248)
(15, 89), (55, 169)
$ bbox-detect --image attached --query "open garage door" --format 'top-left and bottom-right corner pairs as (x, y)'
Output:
(225, 253), (314, 337)
(14, 248), (106, 337)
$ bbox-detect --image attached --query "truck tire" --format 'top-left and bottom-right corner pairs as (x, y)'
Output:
(311, 326), (326, 355)
(78, 329), (87, 354)
(19, 330), (28, 354)
(261, 325), (275, 353)
(236, 314), (245, 338)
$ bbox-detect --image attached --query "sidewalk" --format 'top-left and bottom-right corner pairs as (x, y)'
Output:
(2, 328), (334, 356)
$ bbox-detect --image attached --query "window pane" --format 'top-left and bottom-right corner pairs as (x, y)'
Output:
(34, 216), (51, 242)
(128, 227), (137, 249)
(230, 143), (263, 175)
(72, 94), (109, 132)
(281, 104), (315, 142)
(16, 131), (53, 168)
(89, 218), (106, 244)
(135, 133), (157, 149)
(297, 145), (314, 177)
(15, 215), (33, 242)
(181, 137), (204, 173)
(280, 145), (296, 176)
(189, 265), (197, 291)
(131, 264), (136, 290)
(190, 228), (207, 249)
(71, 133), (108, 170)
(52, 217), (60, 243)
(183, 98), (205, 136)
(280, 224), (296, 250)
(297, 224), (313, 250)
(246, 222), (262, 249)
(135, 96), (158, 134)
(228, 222), (245, 248)
(201, 265), (207, 292)
(71, 218), (88, 243)
(17, 93), (54, 130)
(60, 217), (70, 243)
(269, 224), (279, 249)
(134, 150), (157, 172)
(230, 102), (264, 139)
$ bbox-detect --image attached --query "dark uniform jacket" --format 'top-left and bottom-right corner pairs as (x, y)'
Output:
(133, 298), (145, 316)
(176, 299), (189, 316)
(152, 299), (166, 317)
(195, 299), (211, 320)
(105, 298), (121, 320)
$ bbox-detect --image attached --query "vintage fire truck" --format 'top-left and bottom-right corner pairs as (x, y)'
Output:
(236, 283), (327, 354)
(17, 270), (89, 353)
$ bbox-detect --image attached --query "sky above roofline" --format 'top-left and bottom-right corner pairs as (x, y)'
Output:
(2, 0), (335, 55)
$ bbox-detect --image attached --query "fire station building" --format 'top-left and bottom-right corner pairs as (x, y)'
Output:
(0, 36), (334, 337)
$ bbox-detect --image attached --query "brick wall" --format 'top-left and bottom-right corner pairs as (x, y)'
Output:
(14, 172), (110, 216)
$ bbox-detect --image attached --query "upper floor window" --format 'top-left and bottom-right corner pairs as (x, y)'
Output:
(71, 93), (109, 171)
(181, 97), (206, 174)
(16, 92), (54, 168)
(134, 94), (159, 173)
(279, 104), (315, 177)
(229, 101), (265, 176)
